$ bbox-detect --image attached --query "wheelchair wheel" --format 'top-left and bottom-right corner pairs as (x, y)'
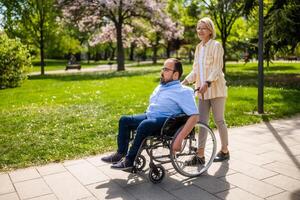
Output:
(134, 155), (146, 171)
(148, 164), (165, 184)
(170, 122), (216, 177)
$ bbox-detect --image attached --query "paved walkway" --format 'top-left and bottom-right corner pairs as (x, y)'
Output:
(29, 61), (153, 76)
(1, 115), (300, 200)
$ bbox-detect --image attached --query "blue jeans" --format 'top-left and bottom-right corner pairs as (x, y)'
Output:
(117, 114), (167, 164)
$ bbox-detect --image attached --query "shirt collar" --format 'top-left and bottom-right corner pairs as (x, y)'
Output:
(200, 39), (212, 47)
(160, 80), (180, 87)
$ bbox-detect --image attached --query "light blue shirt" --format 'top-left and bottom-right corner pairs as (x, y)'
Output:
(146, 80), (198, 119)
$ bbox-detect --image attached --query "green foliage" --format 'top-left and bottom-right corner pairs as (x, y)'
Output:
(0, 33), (32, 88)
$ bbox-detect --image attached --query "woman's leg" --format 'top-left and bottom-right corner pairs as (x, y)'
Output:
(197, 99), (211, 156)
(211, 97), (229, 152)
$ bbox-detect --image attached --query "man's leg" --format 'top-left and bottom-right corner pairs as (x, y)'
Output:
(117, 114), (147, 155)
(101, 114), (146, 164)
(112, 117), (167, 169)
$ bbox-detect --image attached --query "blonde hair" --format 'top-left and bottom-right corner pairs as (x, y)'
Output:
(197, 17), (216, 39)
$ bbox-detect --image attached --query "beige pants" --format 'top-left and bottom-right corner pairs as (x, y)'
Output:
(198, 97), (228, 148)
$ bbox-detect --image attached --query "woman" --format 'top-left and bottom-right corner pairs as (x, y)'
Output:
(173, 17), (229, 163)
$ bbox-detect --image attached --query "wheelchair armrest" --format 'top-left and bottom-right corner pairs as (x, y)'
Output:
(161, 114), (190, 136)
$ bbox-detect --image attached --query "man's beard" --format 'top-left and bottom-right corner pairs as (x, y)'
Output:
(160, 76), (172, 84)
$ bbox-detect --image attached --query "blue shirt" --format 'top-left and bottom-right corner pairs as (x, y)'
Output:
(146, 80), (198, 119)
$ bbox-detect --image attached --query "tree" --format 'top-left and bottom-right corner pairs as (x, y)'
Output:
(89, 22), (150, 61)
(201, 0), (256, 73)
(0, 33), (32, 88)
(59, 0), (179, 71)
(264, 0), (300, 61)
(167, 0), (203, 63)
(0, 0), (59, 75)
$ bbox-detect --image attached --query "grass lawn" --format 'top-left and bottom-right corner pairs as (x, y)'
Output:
(0, 62), (299, 171)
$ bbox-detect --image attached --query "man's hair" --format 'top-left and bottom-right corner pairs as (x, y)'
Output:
(169, 58), (183, 79)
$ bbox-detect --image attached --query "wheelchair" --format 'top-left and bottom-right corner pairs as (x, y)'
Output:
(130, 114), (217, 184)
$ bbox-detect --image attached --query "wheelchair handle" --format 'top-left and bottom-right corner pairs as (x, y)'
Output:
(194, 87), (204, 101)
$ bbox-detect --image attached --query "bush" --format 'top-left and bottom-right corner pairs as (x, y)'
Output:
(0, 33), (32, 89)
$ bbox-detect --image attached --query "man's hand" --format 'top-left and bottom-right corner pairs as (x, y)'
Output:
(172, 115), (199, 153)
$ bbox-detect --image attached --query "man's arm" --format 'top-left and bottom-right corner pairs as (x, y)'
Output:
(172, 114), (199, 152)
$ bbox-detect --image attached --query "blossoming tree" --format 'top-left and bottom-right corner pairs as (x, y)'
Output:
(58, 0), (181, 71)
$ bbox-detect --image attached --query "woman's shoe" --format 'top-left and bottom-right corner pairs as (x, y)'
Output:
(213, 151), (230, 162)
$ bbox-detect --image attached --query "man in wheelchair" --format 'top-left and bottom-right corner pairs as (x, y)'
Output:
(101, 58), (199, 170)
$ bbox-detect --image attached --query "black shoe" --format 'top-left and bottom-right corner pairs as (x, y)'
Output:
(185, 155), (205, 166)
(101, 152), (124, 164)
(111, 158), (133, 170)
(213, 151), (230, 162)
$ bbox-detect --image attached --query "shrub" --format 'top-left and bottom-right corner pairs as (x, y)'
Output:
(0, 33), (32, 89)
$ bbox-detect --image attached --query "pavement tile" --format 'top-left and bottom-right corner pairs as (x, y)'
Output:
(259, 143), (300, 156)
(266, 191), (300, 200)
(157, 173), (195, 192)
(171, 184), (219, 200)
(86, 155), (109, 167)
(78, 196), (97, 200)
(86, 180), (137, 200)
(98, 165), (146, 187)
(66, 162), (109, 185)
(126, 182), (176, 200)
(43, 172), (91, 200)
(230, 150), (274, 166)
(9, 168), (40, 183)
(263, 161), (300, 180)
(263, 174), (300, 195)
(206, 161), (237, 178)
(216, 188), (263, 200)
(36, 163), (66, 176)
(221, 173), (283, 198)
(27, 194), (57, 200)
(0, 174), (15, 194)
(63, 159), (86, 166)
(259, 151), (300, 167)
(0, 193), (19, 200)
(228, 160), (278, 180)
(192, 175), (235, 194)
(14, 178), (52, 200)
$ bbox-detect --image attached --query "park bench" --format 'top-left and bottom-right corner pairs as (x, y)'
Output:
(65, 63), (81, 70)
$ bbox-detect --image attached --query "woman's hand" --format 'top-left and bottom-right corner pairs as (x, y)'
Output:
(198, 82), (208, 94)
(181, 79), (189, 86)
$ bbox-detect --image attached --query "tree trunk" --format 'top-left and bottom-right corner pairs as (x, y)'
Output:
(110, 47), (115, 61)
(152, 33), (160, 64)
(40, 17), (45, 75)
(166, 42), (171, 58)
(152, 45), (157, 64)
(188, 48), (193, 64)
(221, 37), (227, 74)
(115, 22), (125, 71)
(87, 44), (90, 64)
(104, 49), (108, 60)
(129, 42), (135, 61)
